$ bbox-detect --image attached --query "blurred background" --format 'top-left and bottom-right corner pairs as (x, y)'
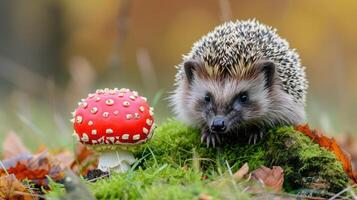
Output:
(0, 0), (356, 150)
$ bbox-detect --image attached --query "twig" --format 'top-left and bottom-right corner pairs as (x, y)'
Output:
(218, 0), (232, 22)
(136, 48), (159, 93)
(329, 184), (357, 200)
(0, 160), (9, 175)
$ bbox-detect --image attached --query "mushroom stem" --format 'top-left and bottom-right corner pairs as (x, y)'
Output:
(97, 150), (136, 172)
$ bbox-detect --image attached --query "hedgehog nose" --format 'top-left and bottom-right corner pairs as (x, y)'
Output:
(211, 117), (226, 133)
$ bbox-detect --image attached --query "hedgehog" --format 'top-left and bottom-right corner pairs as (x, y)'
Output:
(170, 19), (308, 147)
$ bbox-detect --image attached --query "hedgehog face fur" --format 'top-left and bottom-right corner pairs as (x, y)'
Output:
(170, 19), (308, 147)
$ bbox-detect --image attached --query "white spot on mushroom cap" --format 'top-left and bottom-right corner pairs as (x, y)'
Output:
(106, 129), (113, 134)
(122, 134), (129, 140)
(76, 116), (83, 124)
(119, 88), (127, 92)
(133, 134), (140, 140)
(95, 97), (101, 102)
(81, 102), (88, 108)
(92, 140), (98, 144)
(96, 89), (104, 94)
(141, 97), (147, 102)
(91, 130), (97, 135)
(102, 112), (109, 118)
(82, 133), (89, 142)
(129, 95), (136, 100)
(88, 121), (93, 126)
(146, 119), (153, 126)
(143, 127), (149, 134)
(88, 93), (95, 98)
(113, 110), (119, 115)
(126, 114), (132, 120)
(123, 101), (130, 107)
(134, 113), (140, 119)
(139, 106), (145, 112)
(91, 107), (98, 114)
(98, 136), (105, 144)
(107, 137), (115, 143)
(105, 99), (115, 105)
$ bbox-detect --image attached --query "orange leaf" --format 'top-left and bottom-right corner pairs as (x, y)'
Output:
(0, 174), (35, 200)
(295, 124), (314, 139)
(251, 166), (284, 192)
(2, 131), (30, 160)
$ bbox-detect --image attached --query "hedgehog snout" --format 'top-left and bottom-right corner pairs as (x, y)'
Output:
(210, 116), (227, 133)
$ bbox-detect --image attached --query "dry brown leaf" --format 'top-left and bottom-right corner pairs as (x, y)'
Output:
(233, 162), (249, 180)
(2, 131), (30, 160)
(53, 149), (74, 169)
(251, 166), (284, 192)
(0, 174), (35, 200)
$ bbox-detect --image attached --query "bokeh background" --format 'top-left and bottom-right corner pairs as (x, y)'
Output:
(0, 0), (356, 150)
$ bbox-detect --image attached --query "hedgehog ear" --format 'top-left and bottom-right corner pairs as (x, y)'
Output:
(256, 60), (276, 89)
(184, 59), (200, 84)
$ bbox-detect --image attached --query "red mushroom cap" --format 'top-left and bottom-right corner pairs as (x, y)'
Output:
(72, 88), (154, 151)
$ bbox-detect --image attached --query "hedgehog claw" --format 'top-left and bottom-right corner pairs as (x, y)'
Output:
(206, 136), (210, 148)
(253, 134), (257, 144)
(201, 131), (219, 148)
(248, 130), (265, 144)
(201, 133), (207, 144)
(211, 135), (216, 148)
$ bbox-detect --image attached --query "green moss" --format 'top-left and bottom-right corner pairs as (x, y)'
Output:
(265, 126), (348, 193)
(49, 119), (348, 199)
(134, 119), (348, 194)
(90, 164), (250, 200)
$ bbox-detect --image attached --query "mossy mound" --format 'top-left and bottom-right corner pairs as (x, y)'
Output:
(88, 119), (348, 199)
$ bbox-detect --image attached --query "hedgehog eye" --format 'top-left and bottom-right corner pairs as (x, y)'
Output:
(204, 94), (211, 103)
(238, 92), (249, 104)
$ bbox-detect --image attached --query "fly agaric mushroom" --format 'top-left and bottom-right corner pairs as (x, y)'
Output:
(71, 88), (155, 172)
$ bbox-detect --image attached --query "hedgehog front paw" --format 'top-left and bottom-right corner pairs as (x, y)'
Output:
(201, 129), (221, 148)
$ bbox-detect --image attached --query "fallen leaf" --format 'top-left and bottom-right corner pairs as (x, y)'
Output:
(0, 151), (65, 186)
(336, 134), (357, 175)
(199, 193), (213, 200)
(295, 124), (356, 182)
(251, 166), (284, 192)
(233, 162), (249, 180)
(70, 143), (97, 175)
(2, 131), (30, 160)
(0, 174), (35, 200)
(53, 149), (74, 169)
